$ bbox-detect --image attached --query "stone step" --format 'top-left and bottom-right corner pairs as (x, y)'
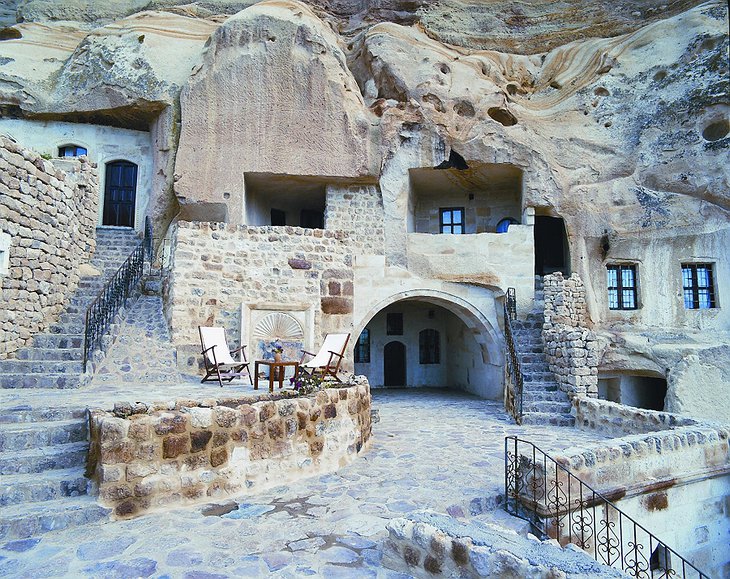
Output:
(49, 322), (85, 334)
(0, 406), (87, 425)
(520, 362), (551, 371)
(521, 412), (575, 427)
(16, 347), (83, 361)
(0, 420), (87, 452)
(0, 496), (111, 540)
(523, 400), (573, 414)
(522, 390), (568, 402)
(0, 441), (88, 475)
(0, 468), (90, 507)
(0, 359), (84, 374)
(523, 372), (555, 382)
(31, 334), (83, 349)
(0, 373), (82, 389)
(522, 381), (559, 392)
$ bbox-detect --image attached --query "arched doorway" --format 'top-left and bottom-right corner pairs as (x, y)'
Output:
(103, 161), (138, 227)
(384, 341), (406, 387)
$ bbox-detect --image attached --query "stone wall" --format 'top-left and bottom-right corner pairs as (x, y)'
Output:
(383, 512), (624, 578)
(166, 221), (354, 370)
(542, 272), (599, 397)
(325, 184), (385, 255)
(0, 135), (98, 358)
(88, 380), (372, 518)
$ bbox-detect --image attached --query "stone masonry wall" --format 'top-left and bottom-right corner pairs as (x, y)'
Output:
(0, 135), (98, 359)
(542, 272), (599, 397)
(166, 221), (354, 368)
(325, 184), (385, 255)
(88, 380), (372, 518)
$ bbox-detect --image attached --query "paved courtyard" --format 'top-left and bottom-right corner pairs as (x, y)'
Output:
(0, 388), (607, 578)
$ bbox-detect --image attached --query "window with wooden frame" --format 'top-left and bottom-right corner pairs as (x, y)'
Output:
(386, 313), (403, 335)
(419, 329), (440, 364)
(354, 329), (370, 363)
(607, 264), (638, 310)
(58, 144), (87, 157)
(439, 207), (464, 234)
(682, 263), (716, 309)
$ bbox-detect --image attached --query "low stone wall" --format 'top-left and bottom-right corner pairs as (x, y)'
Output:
(573, 395), (697, 437)
(88, 381), (372, 518)
(542, 272), (599, 397)
(384, 512), (623, 578)
(0, 136), (98, 358)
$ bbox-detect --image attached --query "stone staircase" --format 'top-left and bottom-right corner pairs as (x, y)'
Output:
(511, 277), (575, 426)
(0, 405), (111, 539)
(0, 228), (142, 389)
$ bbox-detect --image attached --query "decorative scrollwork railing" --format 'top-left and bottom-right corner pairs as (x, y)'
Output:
(503, 287), (523, 424)
(504, 436), (709, 579)
(83, 240), (146, 372)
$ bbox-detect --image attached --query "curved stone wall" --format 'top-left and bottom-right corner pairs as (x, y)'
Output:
(88, 381), (372, 518)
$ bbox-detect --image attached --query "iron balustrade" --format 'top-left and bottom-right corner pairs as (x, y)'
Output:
(503, 287), (523, 424)
(504, 436), (709, 579)
(83, 243), (146, 372)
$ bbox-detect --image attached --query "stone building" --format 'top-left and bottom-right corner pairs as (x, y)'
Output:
(1, 1), (728, 414)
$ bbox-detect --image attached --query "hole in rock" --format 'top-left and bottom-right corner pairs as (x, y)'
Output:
(506, 83), (519, 96)
(594, 86), (610, 96)
(454, 101), (475, 117)
(487, 107), (517, 127)
(438, 63), (450, 75)
(702, 119), (729, 142)
(434, 150), (469, 171)
(0, 27), (21, 40)
(653, 70), (667, 82)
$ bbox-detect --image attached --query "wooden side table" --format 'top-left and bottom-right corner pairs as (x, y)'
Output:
(254, 360), (299, 392)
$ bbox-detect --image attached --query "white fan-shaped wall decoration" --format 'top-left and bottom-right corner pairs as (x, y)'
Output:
(252, 312), (304, 341)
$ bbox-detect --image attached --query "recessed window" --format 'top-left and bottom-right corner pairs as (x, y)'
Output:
(58, 144), (87, 157)
(439, 207), (464, 234)
(682, 263), (716, 309)
(496, 217), (519, 233)
(354, 329), (370, 364)
(386, 313), (403, 335)
(419, 329), (440, 364)
(607, 264), (638, 310)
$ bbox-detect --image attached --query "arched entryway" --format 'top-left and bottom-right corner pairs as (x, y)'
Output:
(103, 160), (138, 227)
(354, 290), (504, 399)
(383, 341), (406, 386)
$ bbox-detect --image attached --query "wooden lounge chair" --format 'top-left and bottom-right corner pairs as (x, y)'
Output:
(199, 326), (252, 387)
(298, 333), (350, 382)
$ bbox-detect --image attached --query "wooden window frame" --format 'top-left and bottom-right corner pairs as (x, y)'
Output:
(607, 264), (638, 310)
(682, 263), (716, 309)
(439, 207), (464, 234)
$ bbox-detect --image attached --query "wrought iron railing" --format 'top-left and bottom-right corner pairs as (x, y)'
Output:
(83, 243), (146, 372)
(503, 287), (523, 424)
(504, 436), (709, 579)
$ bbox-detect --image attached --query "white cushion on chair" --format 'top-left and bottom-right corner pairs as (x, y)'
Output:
(302, 333), (349, 369)
(199, 327), (237, 365)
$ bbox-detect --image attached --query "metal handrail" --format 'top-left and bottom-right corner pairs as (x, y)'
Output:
(503, 287), (523, 424)
(83, 242), (145, 372)
(504, 436), (709, 579)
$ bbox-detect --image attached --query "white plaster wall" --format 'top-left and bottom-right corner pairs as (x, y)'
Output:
(611, 475), (730, 579)
(445, 314), (502, 399)
(0, 118), (153, 232)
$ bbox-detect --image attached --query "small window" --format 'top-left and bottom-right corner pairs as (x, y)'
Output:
(496, 217), (519, 233)
(354, 329), (370, 364)
(58, 145), (87, 157)
(419, 329), (440, 364)
(682, 263), (716, 309)
(607, 264), (638, 310)
(300, 209), (323, 229)
(439, 207), (464, 234)
(386, 313), (403, 335)
(271, 209), (286, 226)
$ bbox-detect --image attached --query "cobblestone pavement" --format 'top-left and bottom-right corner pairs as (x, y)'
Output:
(0, 389), (607, 578)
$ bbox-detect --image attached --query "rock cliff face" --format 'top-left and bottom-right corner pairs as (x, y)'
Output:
(1, 0), (728, 418)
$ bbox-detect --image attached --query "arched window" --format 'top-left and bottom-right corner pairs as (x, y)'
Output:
(496, 217), (519, 233)
(419, 329), (440, 364)
(58, 144), (87, 157)
(354, 329), (370, 364)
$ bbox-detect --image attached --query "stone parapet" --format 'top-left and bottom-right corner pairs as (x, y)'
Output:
(0, 136), (98, 358)
(542, 272), (599, 397)
(88, 380), (372, 518)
